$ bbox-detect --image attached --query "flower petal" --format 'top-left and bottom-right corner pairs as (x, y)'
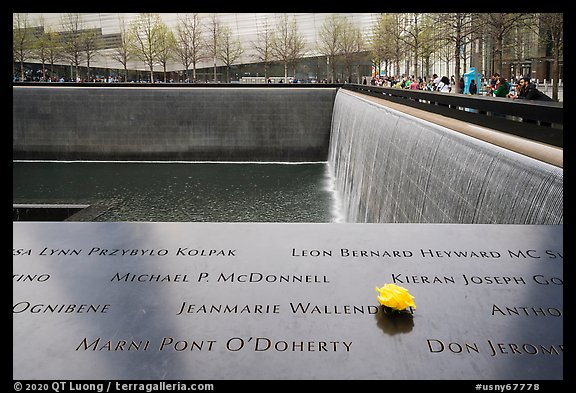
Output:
(375, 283), (416, 310)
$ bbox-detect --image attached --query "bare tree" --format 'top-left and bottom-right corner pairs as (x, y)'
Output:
(507, 22), (530, 80)
(351, 28), (366, 83)
(432, 13), (480, 93)
(436, 37), (455, 78)
(252, 17), (274, 80)
(271, 14), (306, 83)
(30, 15), (50, 81)
(317, 14), (344, 83)
(370, 13), (404, 78)
(129, 13), (165, 82)
(13, 13), (34, 81)
(110, 16), (132, 82)
(400, 13), (425, 78)
(288, 20), (307, 81)
(418, 15), (440, 81)
(81, 28), (100, 81)
(480, 13), (531, 76)
(156, 23), (175, 82)
(218, 25), (244, 83)
(536, 13), (563, 101)
(60, 13), (85, 81)
(174, 13), (205, 82)
(369, 14), (387, 77)
(339, 18), (364, 83)
(450, 13), (476, 93)
(206, 14), (222, 82)
(44, 30), (64, 80)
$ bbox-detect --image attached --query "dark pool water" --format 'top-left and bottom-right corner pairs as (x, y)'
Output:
(13, 161), (342, 222)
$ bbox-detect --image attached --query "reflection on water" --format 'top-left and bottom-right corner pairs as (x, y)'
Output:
(13, 161), (342, 223)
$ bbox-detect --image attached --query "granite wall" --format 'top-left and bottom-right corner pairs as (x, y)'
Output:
(13, 86), (337, 161)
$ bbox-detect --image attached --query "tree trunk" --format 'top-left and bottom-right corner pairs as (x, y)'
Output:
(346, 63), (352, 83)
(332, 61), (336, 83)
(454, 44), (461, 93)
(494, 35), (503, 75)
(552, 43), (559, 101)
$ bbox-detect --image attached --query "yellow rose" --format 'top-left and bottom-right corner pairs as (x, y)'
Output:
(375, 283), (416, 312)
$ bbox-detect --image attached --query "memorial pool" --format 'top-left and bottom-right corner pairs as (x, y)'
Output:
(13, 161), (342, 223)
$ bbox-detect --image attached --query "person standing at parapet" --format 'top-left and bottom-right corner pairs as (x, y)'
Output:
(510, 76), (553, 101)
(492, 77), (510, 98)
(486, 72), (500, 95)
(432, 73), (441, 90)
(436, 76), (451, 92)
(506, 79), (520, 99)
(469, 79), (478, 95)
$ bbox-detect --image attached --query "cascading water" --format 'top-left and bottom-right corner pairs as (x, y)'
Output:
(328, 89), (563, 224)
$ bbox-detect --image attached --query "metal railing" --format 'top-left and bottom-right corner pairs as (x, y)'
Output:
(343, 83), (563, 148)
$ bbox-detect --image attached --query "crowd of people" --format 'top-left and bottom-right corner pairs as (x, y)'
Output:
(362, 72), (553, 101)
(365, 74), (454, 92)
(485, 73), (553, 101)
(17, 67), (554, 101)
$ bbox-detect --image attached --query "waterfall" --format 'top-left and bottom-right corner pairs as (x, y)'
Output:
(328, 89), (563, 224)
